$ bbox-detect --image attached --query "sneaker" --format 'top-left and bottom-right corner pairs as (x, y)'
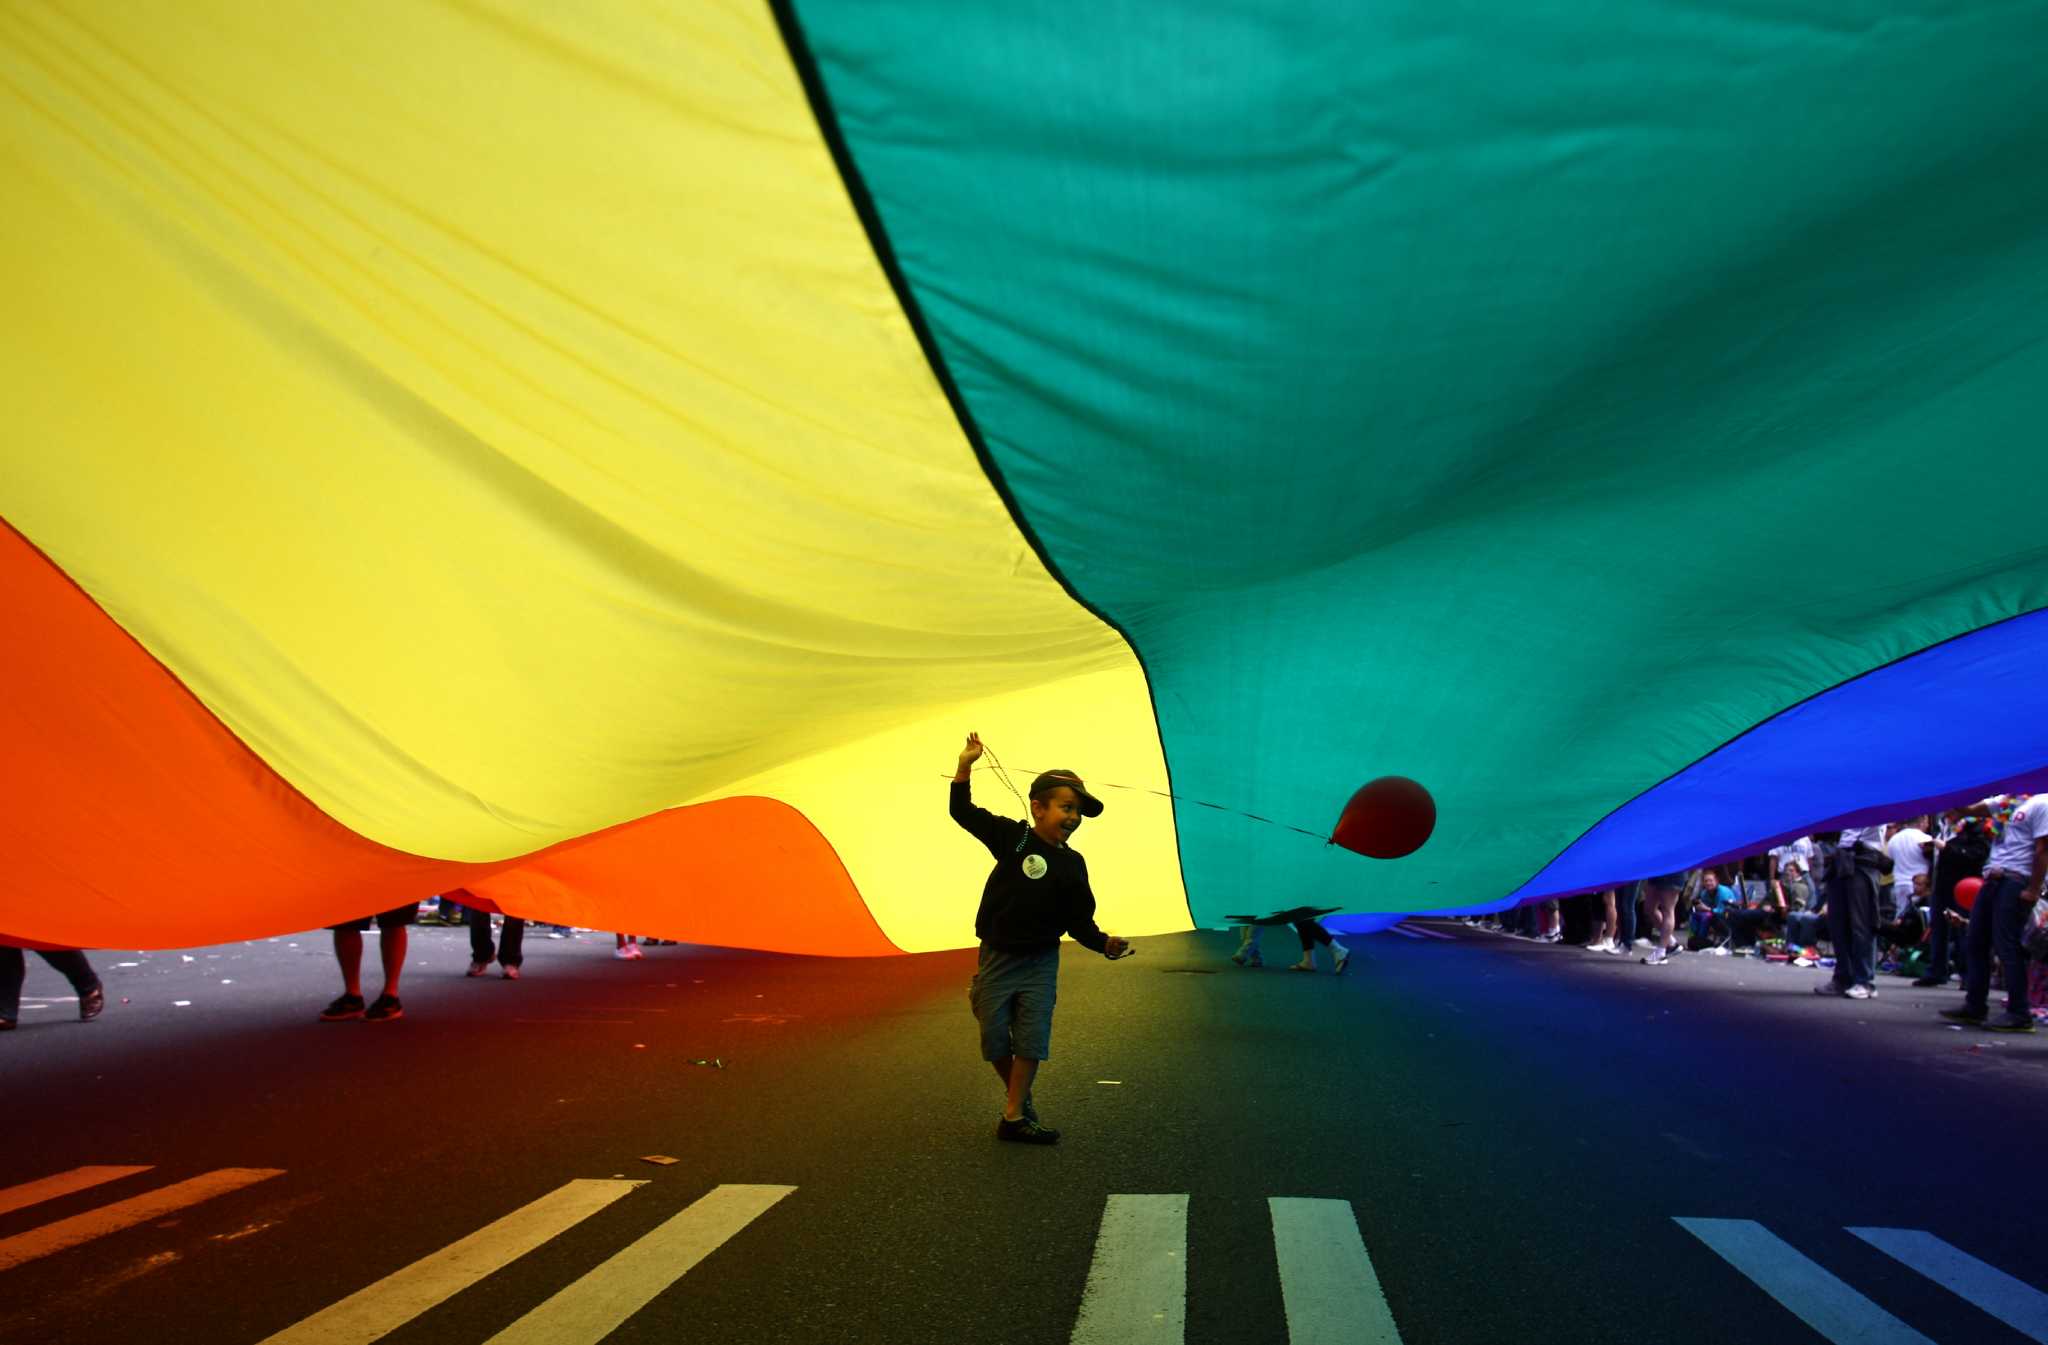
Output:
(1986, 1014), (2036, 1033)
(466, 960), (490, 977)
(1333, 949), (1352, 976)
(1641, 947), (1668, 966)
(1814, 981), (1849, 997)
(996, 1115), (1060, 1145)
(363, 993), (404, 1023)
(1940, 1006), (1988, 1025)
(1605, 940), (1632, 956)
(501, 965), (521, 980)
(79, 984), (105, 1021)
(1585, 939), (1616, 954)
(1243, 949), (1262, 968)
(1910, 976), (1950, 988)
(1022, 1093), (1041, 1127)
(614, 946), (636, 960)
(1845, 984), (1873, 1000)
(319, 993), (366, 1022)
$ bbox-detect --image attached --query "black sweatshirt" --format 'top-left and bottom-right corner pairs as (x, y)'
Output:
(950, 780), (1110, 955)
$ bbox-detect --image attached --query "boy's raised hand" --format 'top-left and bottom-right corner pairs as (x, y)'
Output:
(957, 732), (984, 773)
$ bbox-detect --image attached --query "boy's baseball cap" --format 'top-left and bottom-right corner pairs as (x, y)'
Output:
(1030, 770), (1104, 816)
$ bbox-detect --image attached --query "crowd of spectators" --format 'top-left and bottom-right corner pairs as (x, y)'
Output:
(1469, 795), (2048, 1031)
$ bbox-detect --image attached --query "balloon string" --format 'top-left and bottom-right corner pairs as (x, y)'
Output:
(955, 748), (1332, 843)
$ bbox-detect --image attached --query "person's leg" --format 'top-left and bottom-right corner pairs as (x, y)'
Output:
(1991, 884), (2032, 1022)
(1845, 877), (1877, 989)
(1290, 921), (1316, 970)
(0, 945), (25, 1024)
(378, 926), (407, 996)
(970, 948), (1024, 1119)
(1002, 953), (1059, 1128)
(1961, 884), (1996, 1014)
(36, 950), (103, 1020)
(1005, 1057), (1041, 1121)
(35, 949), (97, 995)
(334, 928), (365, 996)
(467, 904), (496, 968)
(499, 918), (525, 969)
(1835, 880), (1867, 986)
(1926, 889), (1953, 981)
(1616, 885), (1637, 952)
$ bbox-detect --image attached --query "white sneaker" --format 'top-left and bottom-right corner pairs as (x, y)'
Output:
(1585, 939), (1616, 954)
(1642, 946), (1669, 965)
(1607, 940), (1633, 956)
(1846, 984), (1873, 1000)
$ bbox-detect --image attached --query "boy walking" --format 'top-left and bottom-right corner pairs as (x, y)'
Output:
(951, 733), (1129, 1145)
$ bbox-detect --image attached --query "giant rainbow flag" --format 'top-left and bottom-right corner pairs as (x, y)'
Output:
(7, 1), (2048, 954)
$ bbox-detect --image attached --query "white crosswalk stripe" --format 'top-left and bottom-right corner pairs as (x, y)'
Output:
(1849, 1227), (2048, 1344)
(1675, 1217), (1936, 1345)
(0, 1165), (152, 1219)
(255, 1177), (644, 1345)
(1071, 1195), (1189, 1342)
(0, 1167), (284, 1272)
(1387, 926), (1426, 940)
(1270, 1197), (1404, 1344)
(485, 1183), (795, 1345)
(1399, 924), (1455, 941)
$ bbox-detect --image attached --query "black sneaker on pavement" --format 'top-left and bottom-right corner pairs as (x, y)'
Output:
(1939, 1006), (1987, 1025)
(997, 1115), (1060, 1145)
(1987, 1014), (2037, 1033)
(319, 993), (366, 1022)
(363, 993), (404, 1023)
(79, 984), (105, 1021)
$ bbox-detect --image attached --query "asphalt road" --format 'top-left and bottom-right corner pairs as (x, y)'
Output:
(4, 920), (2043, 1344)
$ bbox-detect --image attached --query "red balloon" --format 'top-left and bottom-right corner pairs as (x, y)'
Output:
(1954, 876), (1982, 911)
(1332, 776), (1436, 859)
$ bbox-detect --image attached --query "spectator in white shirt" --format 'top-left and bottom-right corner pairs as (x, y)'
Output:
(1942, 795), (2047, 1032)
(1886, 818), (1935, 922)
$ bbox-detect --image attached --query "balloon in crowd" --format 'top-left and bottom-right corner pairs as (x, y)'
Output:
(7, 2), (2048, 953)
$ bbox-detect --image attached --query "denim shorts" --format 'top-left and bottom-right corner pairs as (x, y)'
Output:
(969, 943), (1060, 1062)
(328, 903), (419, 933)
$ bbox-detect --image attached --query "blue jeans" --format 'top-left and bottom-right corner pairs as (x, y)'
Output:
(1961, 874), (2032, 1019)
(466, 905), (525, 968)
(1615, 883), (1638, 946)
